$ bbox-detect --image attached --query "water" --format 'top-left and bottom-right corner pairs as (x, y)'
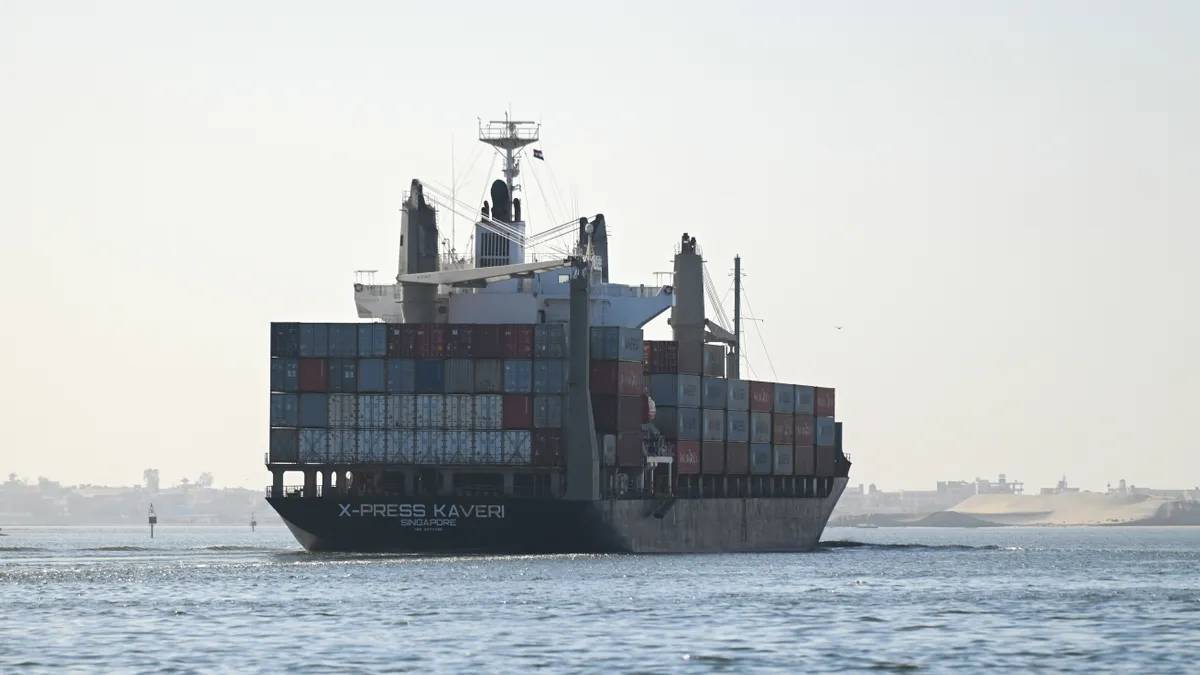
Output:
(2, 525), (1198, 673)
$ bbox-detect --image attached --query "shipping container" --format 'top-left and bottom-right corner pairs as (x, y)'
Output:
(816, 416), (836, 447)
(444, 430), (474, 463)
(328, 324), (358, 357)
(794, 414), (816, 447)
(386, 325), (415, 358)
(815, 387), (836, 417)
(386, 359), (415, 394)
(590, 326), (644, 362)
(726, 442), (749, 474)
(358, 429), (387, 462)
(795, 445), (816, 475)
(726, 379), (749, 411)
(502, 394), (533, 429)
(299, 323), (328, 357)
(473, 359), (504, 393)
(298, 393), (328, 427)
(702, 344), (726, 377)
(750, 443), (772, 475)
(702, 409), (725, 441)
(474, 431), (503, 464)
(445, 394), (474, 428)
(726, 410), (749, 443)
(358, 324), (387, 358)
(445, 325), (475, 358)
(652, 406), (701, 440)
(773, 445), (795, 475)
(501, 324), (534, 359)
(327, 394), (357, 428)
(386, 429), (415, 463)
(534, 323), (568, 359)
(414, 359), (445, 394)
(533, 395), (565, 429)
(415, 394), (445, 428)
(444, 359), (475, 394)
(592, 395), (645, 434)
(503, 430), (532, 464)
(815, 446), (836, 477)
(648, 374), (701, 408)
(701, 441), (724, 474)
(590, 361), (644, 397)
(835, 421), (843, 451)
(599, 433), (617, 466)
(503, 359), (534, 394)
(271, 358), (300, 393)
(386, 395), (416, 428)
(358, 358), (386, 393)
(474, 394), (503, 430)
(643, 340), (678, 374)
(749, 381), (773, 412)
(413, 324), (446, 359)
(270, 393), (299, 427)
(357, 394), (387, 428)
(533, 360), (567, 394)
(329, 429), (357, 462)
(793, 385), (815, 416)
(773, 413), (795, 445)
(413, 430), (443, 464)
(677, 341), (703, 375)
(269, 428), (299, 462)
(327, 359), (358, 393)
(298, 429), (327, 463)
(616, 431), (643, 467)
(675, 440), (701, 475)
(532, 429), (564, 467)
(701, 377), (727, 409)
(749, 411), (772, 444)
(298, 358), (327, 392)
(271, 323), (300, 358)
(474, 325), (503, 359)
(773, 384), (795, 414)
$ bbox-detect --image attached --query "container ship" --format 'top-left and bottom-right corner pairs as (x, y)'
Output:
(265, 116), (851, 553)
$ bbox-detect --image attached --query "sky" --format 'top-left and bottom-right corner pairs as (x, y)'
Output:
(1, 0), (1197, 492)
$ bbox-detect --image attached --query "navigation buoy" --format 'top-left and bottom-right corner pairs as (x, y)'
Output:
(251, 512), (257, 532)
(148, 504), (158, 539)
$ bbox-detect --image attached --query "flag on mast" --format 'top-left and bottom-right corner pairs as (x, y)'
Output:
(532, 149), (544, 160)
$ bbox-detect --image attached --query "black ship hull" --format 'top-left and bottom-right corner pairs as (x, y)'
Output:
(268, 477), (848, 554)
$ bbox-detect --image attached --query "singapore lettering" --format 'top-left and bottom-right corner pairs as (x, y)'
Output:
(338, 503), (505, 530)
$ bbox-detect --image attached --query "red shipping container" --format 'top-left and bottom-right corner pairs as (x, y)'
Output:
(815, 446), (836, 477)
(501, 324), (534, 359)
(701, 441), (725, 474)
(749, 381), (773, 412)
(298, 358), (328, 392)
(413, 324), (446, 359)
(725, 442), (749, 474)
(644, 340), (680, 375)
(472, 325), (502, 359)
(592, 395), (643, 433)
(815, 387), (836, 417)
(386, 326), (416, 358)
(675, 441), (701, 475)
(589, 361), (643, 396)
(445, 325), (475, 358)
(794, 415), (815, 446)
(502, 394), (533, 429)
(532, 429), (564, 467)
(616, 431), (643, 467)
(794, 445), (816, 475)
(772, 413), (795, 445)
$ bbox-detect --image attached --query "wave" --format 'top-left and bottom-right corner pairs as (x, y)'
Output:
(82, 546), (151, 552)
(821, 540), (1000, 551)
(0, 546), (47, 552)
(190, 545), (274, 552)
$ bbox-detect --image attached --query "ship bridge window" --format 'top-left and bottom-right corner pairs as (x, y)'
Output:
(558, 274), (569, 284)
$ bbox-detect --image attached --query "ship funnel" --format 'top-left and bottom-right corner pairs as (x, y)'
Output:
(513, 197), (521, 222)
(592, 214), (609, 283)
(670, 232), (705, 343)
(490, 179), (511, 223)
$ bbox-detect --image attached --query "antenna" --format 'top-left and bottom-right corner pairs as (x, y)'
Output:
(451, 135), (456, 251)
(732, 255), (742, 379)
(478, 113), (540, 198)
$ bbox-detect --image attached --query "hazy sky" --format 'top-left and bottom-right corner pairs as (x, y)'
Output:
(2, 1), (1197, 492)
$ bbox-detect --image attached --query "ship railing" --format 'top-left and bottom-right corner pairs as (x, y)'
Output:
(266, 485), (322, 498)
(592, 284), (665, 299)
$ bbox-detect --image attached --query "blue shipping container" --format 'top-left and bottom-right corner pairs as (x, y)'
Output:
(414, 359), (445, 393)
(298, 393), (328, 427)
(534, 324), (569, 359)
(271, 323), (300, 358)
(299, 323), (329, 357)
(327, 358), (358, 393)
(444, 359), (475, 394)
(701, 377), (727, 409)
(358, 324), (388, 357)
(654, 406), (701, 440)
(816, 416), (836, 447)
(270, 358), (300, 393)
(503, 359), (534, 394)
(750, 444), (773, 475)
(648, 374), (701, 408)
(590, 326), (644, 362)
(726, 410), (749, 443)
(386, 359), (416, 393)
(773, 383), (795, 414)
(793, 385), (815, 415)
(269, 428), (299, 463)
(328, 324), (359, 357)
(358, 358), (386, 392)
(533, 360), (566, 394)
(270, 393), (299, 427)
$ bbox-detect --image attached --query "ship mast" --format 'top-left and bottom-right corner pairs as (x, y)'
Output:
(479, 113), (540, 200)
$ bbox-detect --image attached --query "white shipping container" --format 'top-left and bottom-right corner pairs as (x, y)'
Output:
(416, 394), (445, 429)
(386, 430), (415, 463)
(328, 394), (357, 428)
(413, 430), (443, 464)
(298, 429), (327, 463)
(599, 434), (617, 466)
(357, 395), (387, 428)
(443, 430), (474, 463)
(445, 394), (474, 429)
(387, 395), (417, 428)
(358, 429), (387, 462)
(475, 431), (504, 464)
(329, 429), (357, 462)
(503, 430), (532, 465)
(474, 394), (503, 430)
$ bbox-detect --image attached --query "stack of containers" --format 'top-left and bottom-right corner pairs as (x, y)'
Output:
(814, 386), (837, 477)
(772, 383), (795, 477)
(793, 385), (816, 476)
(645, 339), (703, 476)
(747, 381), (773, 476)
(592, 326), (645, 468)
(700, 361), (727, 475)
(532, 324), (568, 467)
